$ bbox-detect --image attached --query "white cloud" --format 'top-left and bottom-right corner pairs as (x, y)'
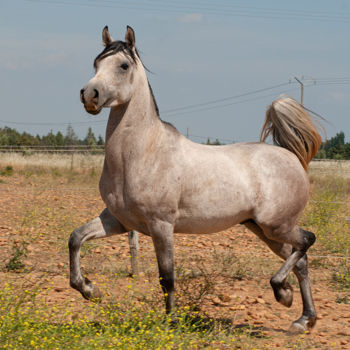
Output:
(179, 13), (204, 24)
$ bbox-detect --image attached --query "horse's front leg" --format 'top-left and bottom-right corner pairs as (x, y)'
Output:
(150, 221), (175, 313)
(68, 208), (126, 300)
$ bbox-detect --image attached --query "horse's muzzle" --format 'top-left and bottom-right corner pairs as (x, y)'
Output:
(80, 88), (102, 115)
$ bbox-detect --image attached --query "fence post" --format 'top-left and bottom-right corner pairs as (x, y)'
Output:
(128, 230), (139, 276)
(70, 152), (74, 171)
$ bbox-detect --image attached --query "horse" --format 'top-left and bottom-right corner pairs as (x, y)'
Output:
(70, 25), (322, 333)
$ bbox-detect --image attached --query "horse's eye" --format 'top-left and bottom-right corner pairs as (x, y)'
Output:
(121, 63), (129, 70)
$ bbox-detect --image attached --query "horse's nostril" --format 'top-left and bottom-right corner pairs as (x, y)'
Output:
(93, 89), (99, 99)
(80, 89), (85, 104)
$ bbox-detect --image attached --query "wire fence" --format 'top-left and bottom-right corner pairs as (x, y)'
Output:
(1, 146), (350, 158)
(0, 145), (105, 154)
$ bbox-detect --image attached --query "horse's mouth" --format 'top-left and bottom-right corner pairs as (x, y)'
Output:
(84, 105), (102, 115)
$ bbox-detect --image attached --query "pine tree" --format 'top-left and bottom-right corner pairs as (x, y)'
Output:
(56, 131), (65, 146)
(97, 135), (104, 146)
(65, 125), (79, 145)
(84, 127), (97, 146)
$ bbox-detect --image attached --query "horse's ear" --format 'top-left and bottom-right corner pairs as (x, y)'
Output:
(102, 26), (114, 47)
(125, 25), (135, 48)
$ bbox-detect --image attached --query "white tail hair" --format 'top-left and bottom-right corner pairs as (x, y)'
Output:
(260, 96), (322, 170)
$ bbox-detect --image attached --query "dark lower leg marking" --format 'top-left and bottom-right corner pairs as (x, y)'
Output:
(159, 269), (175, 313)
(150, 222), (175, 314)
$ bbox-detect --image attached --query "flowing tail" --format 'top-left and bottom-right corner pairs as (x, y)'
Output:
(260, 96), (322, 170)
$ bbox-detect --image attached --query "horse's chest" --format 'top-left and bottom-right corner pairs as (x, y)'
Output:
(99, 169), (150, 220)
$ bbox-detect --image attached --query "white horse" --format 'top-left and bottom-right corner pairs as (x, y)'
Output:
(70, 26), (322, 333)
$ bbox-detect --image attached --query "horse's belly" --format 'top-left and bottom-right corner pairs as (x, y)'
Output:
(174, 212), (249, 234)
(175, 192), (252, 234)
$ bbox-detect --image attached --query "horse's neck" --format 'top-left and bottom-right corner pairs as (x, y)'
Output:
(104, 80), (163, 159)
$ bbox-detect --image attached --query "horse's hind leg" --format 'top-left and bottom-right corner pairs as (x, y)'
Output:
(244, 221), (317, 333)
(68, 208), (126, 300)
(244, 221), (294, 306)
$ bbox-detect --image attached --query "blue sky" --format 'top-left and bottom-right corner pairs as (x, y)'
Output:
(1, 0), (349, 142)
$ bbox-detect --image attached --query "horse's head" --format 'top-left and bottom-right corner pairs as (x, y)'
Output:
(80, 26), (140, 115)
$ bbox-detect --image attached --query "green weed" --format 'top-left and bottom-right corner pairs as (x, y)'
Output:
(336, 295), (349, 304)
(0, 165), (13, 176)
(5, 244), (27, 272)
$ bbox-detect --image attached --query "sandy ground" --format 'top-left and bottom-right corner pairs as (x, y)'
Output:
(0, 172), (349, 349)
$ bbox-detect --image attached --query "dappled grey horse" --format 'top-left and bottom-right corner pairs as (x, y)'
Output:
(70, 26), (322, 333)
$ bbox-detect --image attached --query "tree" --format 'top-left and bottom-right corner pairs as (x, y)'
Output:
(206, 137), (222, 145)
(65, 124), (79, 145)
(84, 127), (97, 146)
(41, 130), (57, 146)
(19, 131), (39, 146)
(0, 131), (9, 145)
(325, 131), (345, 159)
(55, 131), (65, 146)
(97, 135), (104, 146)
(2, 127), (21, 145)
(343, 143), (350, 160)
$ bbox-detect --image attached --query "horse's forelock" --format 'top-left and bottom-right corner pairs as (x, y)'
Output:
(93, 40), (138, 69)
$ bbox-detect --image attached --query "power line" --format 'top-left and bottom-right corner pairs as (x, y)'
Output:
(23, 0), (350, 23)
(161, 82), (293, 114)
(162, 86), (301, 117)
(0, 78), (348, 126)
(140, 0), (350, 19)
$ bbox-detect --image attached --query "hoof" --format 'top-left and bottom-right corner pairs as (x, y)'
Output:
(288, 322), (306, 334)
(288, 315), (317, 334)
(275, 282), (293, 308)
(81, 277), (102, 302)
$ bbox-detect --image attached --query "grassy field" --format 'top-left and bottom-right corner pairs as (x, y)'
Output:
(0, 154), (349, 349)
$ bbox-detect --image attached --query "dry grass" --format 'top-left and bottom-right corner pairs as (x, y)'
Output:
(0, 152), (104, 171)
(1, 152), (349, 175)
(309, 159), (350, 179)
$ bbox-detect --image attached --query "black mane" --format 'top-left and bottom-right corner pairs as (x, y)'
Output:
(93, 40), (137, 68)
(94, 40), (160, 117)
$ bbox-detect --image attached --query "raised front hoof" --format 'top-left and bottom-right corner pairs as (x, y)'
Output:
(288, 315), (317, 334)
(81, 277), (103, 302)
(274, 282), (293, 308)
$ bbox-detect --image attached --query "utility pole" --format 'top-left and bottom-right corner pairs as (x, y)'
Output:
(294, 77), (304, 106)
